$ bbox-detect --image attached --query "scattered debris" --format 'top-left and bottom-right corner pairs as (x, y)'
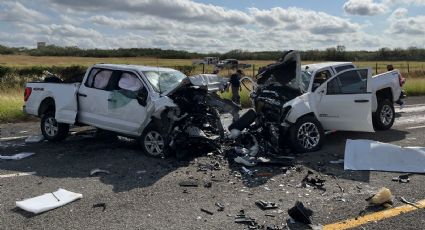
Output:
(25, 135), (44, 143)
(329, 159), (344, 164)
(392, 174), (410, 183)
(366, 187), (393, 207)
(201, 208), (214, 215)
(265, 214), (276, 217)
(93, 203), (106, 211)
(215, 202), (224, 211)
(0, 152), (35, 160)
(301, 170), (326, 190)
(89, 168), (110, 177)
(287, 201), (313, 224)
(344, 139), (425, 173)
(178, 180), (199, 187)
(400, 197), (420, 209)
(240, 166), (254, 176)
(234, 156), (256, 167)
(255, 200), (278, 210)
(234, 210), (256, 225)
(16, 188), (82, 214)
(204, 181), (212, 188)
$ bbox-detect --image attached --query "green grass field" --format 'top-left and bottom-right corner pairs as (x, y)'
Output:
(0, 55), (424, 123)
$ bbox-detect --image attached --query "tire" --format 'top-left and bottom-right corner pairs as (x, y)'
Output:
(40, 112), (69, 142)
(373, 99), (395, 130)
(289, 116), (324, 153)
(139, 125), (165, 157)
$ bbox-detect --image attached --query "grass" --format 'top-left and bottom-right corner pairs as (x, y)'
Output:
(404, 77), (425, 96)
(0, 88), (29, 123)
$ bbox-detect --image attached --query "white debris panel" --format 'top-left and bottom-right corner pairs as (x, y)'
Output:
(16, 189), (82, 214)
(0, 152), (35, 160)
(344, 139), (425, 173)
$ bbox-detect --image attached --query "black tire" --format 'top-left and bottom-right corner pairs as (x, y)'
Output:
(373, 99), (395, 130)
(40, 112), (69, 142)
(139, 124), (165, 157)
(289, 116), (324, 153)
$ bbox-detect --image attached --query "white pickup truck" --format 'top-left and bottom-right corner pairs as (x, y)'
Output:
(237, 50), (403, 153)
(24, 64), (239, 157)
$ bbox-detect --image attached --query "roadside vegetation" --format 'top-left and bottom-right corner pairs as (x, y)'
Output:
(0, 55), (424, 123)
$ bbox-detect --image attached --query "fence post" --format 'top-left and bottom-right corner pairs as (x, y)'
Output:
(252, 64), (255, 78)
(376, 63), (378, 75)
(407, 62), (410, 73)
(202, 63), (205, 74)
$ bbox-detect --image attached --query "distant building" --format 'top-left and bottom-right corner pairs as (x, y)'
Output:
(37, 42), (46, 49)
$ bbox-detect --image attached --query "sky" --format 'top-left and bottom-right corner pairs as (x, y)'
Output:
(0, 0), (424, 52)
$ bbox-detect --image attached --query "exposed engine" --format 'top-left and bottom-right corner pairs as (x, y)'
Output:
(231, 50), (302, 152)
(157, 79), (240, 158)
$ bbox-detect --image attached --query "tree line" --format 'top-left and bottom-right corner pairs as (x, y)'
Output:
(1, 44), (425, 61)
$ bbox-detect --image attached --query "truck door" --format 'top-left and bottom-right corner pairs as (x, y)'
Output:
(77, 68), (116, 129)
(104, 71), (149, 136)
(314, 68), (374, 132)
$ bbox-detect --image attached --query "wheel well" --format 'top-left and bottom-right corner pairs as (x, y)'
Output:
(38, 97), (55, 117)
(295, 112), (316, 123)
(376, 88), (393, 103)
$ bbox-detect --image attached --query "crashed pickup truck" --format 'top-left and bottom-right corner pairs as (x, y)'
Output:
(233, 51), (402, 153)
(24, 64), (239, 157)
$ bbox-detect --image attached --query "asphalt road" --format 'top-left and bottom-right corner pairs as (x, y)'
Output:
(0, 96), (425, 230)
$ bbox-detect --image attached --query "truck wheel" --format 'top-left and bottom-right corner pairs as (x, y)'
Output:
(40, 112), (69, 142)
(140, 125), (165, 157)
(289, 116), (324, 153)
(373, 99), (395, 130)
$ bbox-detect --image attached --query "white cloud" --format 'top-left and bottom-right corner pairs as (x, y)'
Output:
(249, 7), (361, 34)
(390, 8), (408, 18)
(47, 0), (251, 25)
(343, 0), (388, 16)
(0, 2), (48, 22)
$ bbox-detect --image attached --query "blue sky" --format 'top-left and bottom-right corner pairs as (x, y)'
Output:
(0, 0), (424, 52)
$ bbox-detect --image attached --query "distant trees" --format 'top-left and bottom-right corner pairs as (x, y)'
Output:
(1, 44), (425, 61)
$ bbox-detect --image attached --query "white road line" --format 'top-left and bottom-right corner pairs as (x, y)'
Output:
(0, 172), (36, 178)
(406, 125), (425, 130)
(0, 136), (27, 142)
(396, 105), (425, 113)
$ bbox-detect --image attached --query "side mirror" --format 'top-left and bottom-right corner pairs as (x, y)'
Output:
(137, 87), (148, 106)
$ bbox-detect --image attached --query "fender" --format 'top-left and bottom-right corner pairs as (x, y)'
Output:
(284, 93), (315, 123)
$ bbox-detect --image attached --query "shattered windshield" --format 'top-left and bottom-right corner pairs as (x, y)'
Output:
(299, 71), (312, 93)
(283, 70), (310, 93)
(143, 70), (187, 93)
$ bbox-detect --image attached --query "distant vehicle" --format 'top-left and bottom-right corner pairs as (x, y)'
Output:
(192, 57), (219, 65)
(23, 64), (239, 157)
(242, 51), (403, 153)
(216, 59), (252, 69)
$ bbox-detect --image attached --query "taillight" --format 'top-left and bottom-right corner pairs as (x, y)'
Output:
(24, 87), (32, 102)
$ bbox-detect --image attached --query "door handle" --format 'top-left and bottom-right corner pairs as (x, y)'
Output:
(77, 93), (87, 97)
(354, 99), (369, 103)
(107, 99), (116, 102)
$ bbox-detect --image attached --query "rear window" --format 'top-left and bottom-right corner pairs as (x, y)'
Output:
(335, 65), (355, 73)
(85, 68), (114, 90)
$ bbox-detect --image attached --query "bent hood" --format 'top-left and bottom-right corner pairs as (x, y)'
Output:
(257, 50), (301, 86)
(162, 74), (228, 96)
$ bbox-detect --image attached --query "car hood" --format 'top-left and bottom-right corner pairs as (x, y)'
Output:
(256, 50), (301, 87)
(162, 74), (228, 96)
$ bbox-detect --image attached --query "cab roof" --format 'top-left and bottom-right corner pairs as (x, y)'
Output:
(301, 62), (354, 72)
(92, 64), (177, 73)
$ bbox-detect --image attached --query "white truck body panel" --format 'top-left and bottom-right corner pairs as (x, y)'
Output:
(24, 83), (79, 124)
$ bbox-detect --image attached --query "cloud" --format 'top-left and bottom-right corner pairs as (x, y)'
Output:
(0, 2), (48, 22)
(390, 8), (408, 18)
(249, 7), (361, 34)
(388, 14), (425, 35)
(47, 0), (251, 25)
(343, 0), (388, 16)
